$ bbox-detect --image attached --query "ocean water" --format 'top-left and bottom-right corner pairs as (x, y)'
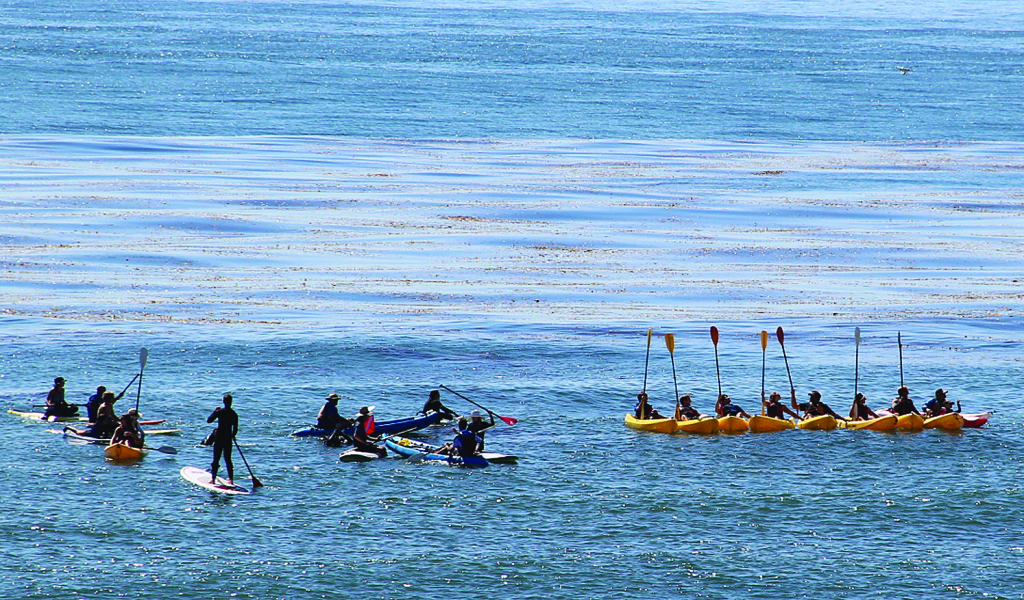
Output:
(3, 2), (1024, 599)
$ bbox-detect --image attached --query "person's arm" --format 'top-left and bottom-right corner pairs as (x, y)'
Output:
(231, 413), (239, 438)
(207, 408), (219, 424)
(784, 405), (801, 420)
(789, 388), (799, 411)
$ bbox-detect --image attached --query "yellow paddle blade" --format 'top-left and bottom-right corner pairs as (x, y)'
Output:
(760, 330), (768, 350)
(665, 333), (675, 354)
(646, 328), (653, 345)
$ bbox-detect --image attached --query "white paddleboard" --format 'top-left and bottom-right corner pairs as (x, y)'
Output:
(180, 466), (250, 495)
(339, 449), (380, 462)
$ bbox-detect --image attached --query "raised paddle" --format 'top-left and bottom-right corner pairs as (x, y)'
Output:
(233, 437), (264, 488)
(710, 326), (722, 399)
(897, 331), (905, 388)
(642, 328), (653, 394)
(854, 327), (861, 399)
(135, 348), (148, 413)
(777, 326), (794, 394)
(439, 384), (518, 426)
(760, 330), (768, 415)
(665, 333), (679, 404)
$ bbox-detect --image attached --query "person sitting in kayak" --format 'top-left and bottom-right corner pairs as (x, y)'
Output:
(110, 411), (145, 449)
(421, 389), (457, 420)
(922, 388), (960, 417)
(674, 394), (703, 421)
(87, 391), (121, 439)
(891, 386), (921, 416)
(793, 390), (845, 420)
(761, 391), (800, 420)
(316, 393), (344, 429)
(715, 394), (752, 419)
(635, 392), (667, 420)
(466, 409), (495, 451)
(44, 377), (79, 418)
(351, 406), (386, 458)
(848, 393), (879, 421)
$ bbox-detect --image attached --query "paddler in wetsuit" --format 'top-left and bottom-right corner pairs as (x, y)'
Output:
(848, 393), (879, 421)
(634, 392), (667, 420)
(761, 391), (800, 420)
(674, 394), (702, 421)
(351, 406), (386, 458)
(207, 393), (239, 485)
(793, 390), (845, 421)
(891, 386), (921, 416)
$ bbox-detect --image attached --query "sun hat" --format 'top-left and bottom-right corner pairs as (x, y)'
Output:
(326, 393), (340, 401)
(469, 410), (482, 418)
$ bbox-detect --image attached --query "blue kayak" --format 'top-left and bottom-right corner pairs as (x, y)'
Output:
(384, 437), (489, 467)
(291, 410), (444, 438)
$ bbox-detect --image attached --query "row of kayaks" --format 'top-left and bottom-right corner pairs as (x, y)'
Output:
(625, 410), (989, 434)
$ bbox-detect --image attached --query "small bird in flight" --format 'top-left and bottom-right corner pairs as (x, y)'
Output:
(897, 66), (913, 75)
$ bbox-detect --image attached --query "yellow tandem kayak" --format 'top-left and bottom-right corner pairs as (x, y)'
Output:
(924, 412), (965, 430)
(797, 414), (839, 431)
(675, 418), (719, 434)
(839, 414), (898, 431)
(624, 413), (677, 434)
(747, 415), (795, 433)
(895, 413), (925, 430)
(716, 415), (748, 433)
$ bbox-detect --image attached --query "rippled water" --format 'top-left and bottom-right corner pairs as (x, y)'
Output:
(4, 0), (1024, 598)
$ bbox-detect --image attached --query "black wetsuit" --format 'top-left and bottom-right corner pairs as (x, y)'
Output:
(207, 406), (238, 481)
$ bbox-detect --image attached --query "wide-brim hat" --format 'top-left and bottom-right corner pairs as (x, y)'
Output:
(356, 405), (376, 417)
(469, 410), (482, 418)
(326, 393), (340, 402)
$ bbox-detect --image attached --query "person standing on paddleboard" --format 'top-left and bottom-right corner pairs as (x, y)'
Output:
(207, 393), (239, 485)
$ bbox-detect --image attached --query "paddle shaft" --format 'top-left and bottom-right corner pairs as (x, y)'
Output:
(760, 331), (768, 415)
(439, 384), (517, 425)
(642, 328), (653, 394)
(135, 348), (148, 413)
(711, 327), (722, 399)
(233, 437), (264, 488)
(898, 332), (904, 388)
(778, 327), (795, 393)
(666, 334), (679, 403)
(854, 327), (861, 398)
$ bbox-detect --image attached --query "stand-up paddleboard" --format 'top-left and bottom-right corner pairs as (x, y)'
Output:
(339, 448), (381, 462)
(180, 466), (250, 495)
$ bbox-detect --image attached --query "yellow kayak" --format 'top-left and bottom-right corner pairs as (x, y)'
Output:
(748, 415), (795, 433)
(924, 413), (964, 430)
(716, 415), (748, 433)
(624, 413), (676, 434)
(104, 442), (148, 461)
(675, 418), (718, 434)
(839, 414), (898, 431)
(895, 413), (925, 430)
(797, 414), (838, 431)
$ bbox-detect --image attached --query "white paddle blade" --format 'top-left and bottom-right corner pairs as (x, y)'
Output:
(139, 347), (149, 369)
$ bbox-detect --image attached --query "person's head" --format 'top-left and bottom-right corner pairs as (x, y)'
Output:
(358, 406), (371, 416)
(54, 377), (66, 387)
(769, 392), (781, 403)
(469, 410), (483, 421)
(679, 394), (692, 406)
(120, 414), (132, 425)
(935, 388), (947, 400)
(719, 394), (731, 404)
(457, 417), (468, 429)
(127, 408), (139, 422)
(637, 391), (648, 402)
(809, 391), (822, 404)
(855, 392), (866, 404)
(96, 385), (107, 394)
(897, 386), (909, 398)
(102, 391), (116, 403)
(429, 390), (440, 401)
(326, 393), (340, 404)
(223, 393), (233, 407)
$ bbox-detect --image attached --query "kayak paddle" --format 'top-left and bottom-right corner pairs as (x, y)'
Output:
(642, 328), (653, 394)
(897, 331), (905, 388)
(146, 445), (178, 455)
(135, 347), (148, 413)
(760, 330), (768, 415)
(233, 437), (264, 488)
(665, 333), (678, 404)
(710, 326), (722, 399)
(439, 384), (517, 426)
(854, 327), (861, 399)
(777, 326), (794, 395)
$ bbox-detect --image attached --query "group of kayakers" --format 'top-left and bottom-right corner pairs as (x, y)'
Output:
(314, 389), (495, 460)
(635, 386), (963, 423)
(60, 376), (147, 449)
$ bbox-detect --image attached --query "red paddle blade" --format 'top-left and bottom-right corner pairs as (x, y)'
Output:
(252, 477), (265, 489)
(776, 326), (785, 345)
(499, 415), (518, 426)
(710, 326), (719, 346)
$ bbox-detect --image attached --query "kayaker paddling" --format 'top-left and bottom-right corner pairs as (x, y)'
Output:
(110, 410), (145, 449)
(761, 391), (800, 420)
(421, 389), (457, 420)
(848, 393), (879, 421)
(466, 409), (495, 451)
(715, 394), (752, 419)
(207, 393), (239, 485)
